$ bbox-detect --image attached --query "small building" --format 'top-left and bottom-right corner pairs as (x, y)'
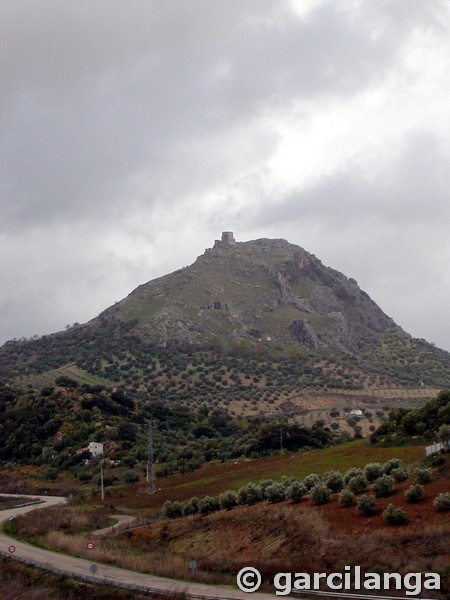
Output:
(350, 409), (363, 417)
(88, 442), (104, 457)
(214, 231), (236, 248)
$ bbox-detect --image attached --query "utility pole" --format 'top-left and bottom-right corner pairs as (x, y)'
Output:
(280, 426), (283, 450)
(100, 459), (105, 501)
(146, 421), (155, 494)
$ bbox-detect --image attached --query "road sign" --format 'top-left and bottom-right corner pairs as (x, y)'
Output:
(8, 545), (15, 554)
(188, 559), (197, 570)
(86, 541), (94, 551)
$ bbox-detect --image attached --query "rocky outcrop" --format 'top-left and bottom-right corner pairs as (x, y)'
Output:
(101, 235), (401, 356)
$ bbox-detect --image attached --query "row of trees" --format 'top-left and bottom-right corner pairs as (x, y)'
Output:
(162, 458), (429, 518)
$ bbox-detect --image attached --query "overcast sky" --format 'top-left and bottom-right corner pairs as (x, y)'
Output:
(1, 0), (450, 352)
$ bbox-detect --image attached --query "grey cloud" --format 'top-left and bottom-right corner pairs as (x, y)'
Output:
(244, 132), (450, 350)
(1, 0), (431, 232)
(1, 0), (450, 348)
(253, 133), (450, 229)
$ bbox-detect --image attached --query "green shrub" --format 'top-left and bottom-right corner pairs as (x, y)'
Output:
(372, 475), (394, 498)
(44, 468), (59, 482)
(286, 481), (307, 503)
(304, 473), (321, 490)
(383, 503), (407, 525)
(237, 483), (263, 506)
(344, 467), (364, 485)
(77, 471), (92, 483)
(219, 490), (237, 510)
(348, 474), (368, 494)
(364, 463), (384, 482)
(324, 471), (344, 492)
(258, 479), (276, 494)
(391, 467), (408, 483)
(431, 455), (445, 467)
(310, 484), (331, 505)
(163, 500), (182, 519)
(357, 494), (377, 515)
(433, 492), (450, 512)
(265, 483), (286, 504)
(338, 489), (356, 507)
(198, 495), (219, 515)
(383, 458), (402, 475)
(280, 476), (300, 490)
(182, 496), (200, 516)
(405, 484), (424, 504)
(123, 470), (140, 484)
(415, 468), (432, 484)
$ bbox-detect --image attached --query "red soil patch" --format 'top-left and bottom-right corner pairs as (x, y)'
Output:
(313, 469), (450, 535)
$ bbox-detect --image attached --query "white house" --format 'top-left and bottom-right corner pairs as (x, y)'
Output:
(350, 409), (363, 417)
(88, 442), (104, 457)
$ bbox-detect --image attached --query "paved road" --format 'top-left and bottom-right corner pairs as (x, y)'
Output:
(0, 494), (279, 599)
(1, 495), (427, 600)
(92, 514), (137, 536)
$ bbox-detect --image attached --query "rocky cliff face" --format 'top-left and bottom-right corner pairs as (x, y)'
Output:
(103, 235), (399, 355)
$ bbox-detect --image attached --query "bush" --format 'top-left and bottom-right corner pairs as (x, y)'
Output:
(237, 483), (263, 506)
(433, 492), (450, 512)
(348, 474), (368, 494)
(357, 494), (377, 515)
(338, 489), (356, 507)
(286, 481), (307, 503)
(372, 475), (394, 498)
(364, 463), (384, 482)
(77, 471), (92, 483)
(304, 473), (321, 490)
(391, 467), (408, 483)
(310, 484), (331, 505)
(163, 500), (182, 519)
(431, 455), (445, 467)
(344, 467), (364, 485)
(415, 468), (432, 484)
(265, 483), (286, 504)
(44, 468), (59, 482)
(383, 458), (402, 475)
(383, 503), (407, 525)
(219, 490), (237, 510)
(123, 470), (140, 484)
(405, 484), (424, 504)
(324, 471), (344, 492)
(198, 495), (219, 515)
(182, 496), (200, 516)
(96, 474), (118, 488)
(258, 479), (276, 494)
(280, 476), (301, 490)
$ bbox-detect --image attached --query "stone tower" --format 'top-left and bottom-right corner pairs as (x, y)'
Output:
(214, 231), (236, 248)
(221, 231), (235, 245)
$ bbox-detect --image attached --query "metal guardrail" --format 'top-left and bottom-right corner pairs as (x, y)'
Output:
(0, 549), (239, 599)
(0, 551), (444, 600)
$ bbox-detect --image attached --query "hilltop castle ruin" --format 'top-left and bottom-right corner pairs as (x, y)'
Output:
(214, 231), (235, 248)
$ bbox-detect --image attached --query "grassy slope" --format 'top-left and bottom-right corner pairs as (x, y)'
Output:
(104, 440), (425, 511)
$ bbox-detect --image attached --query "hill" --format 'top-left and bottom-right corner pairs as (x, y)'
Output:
(1, 232), (450, 391)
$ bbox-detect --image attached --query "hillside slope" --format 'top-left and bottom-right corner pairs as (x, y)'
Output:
(1, 233), (450, 390)
(106, 235), (397, 353)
